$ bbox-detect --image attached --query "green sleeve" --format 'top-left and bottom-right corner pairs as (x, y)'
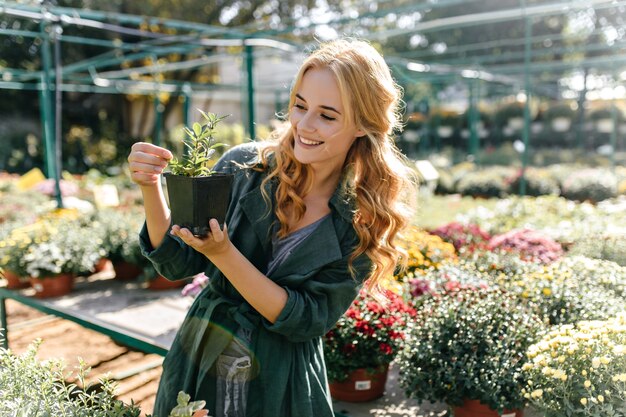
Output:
(263, 253), (371, 343)
(138, 222), (209, 280)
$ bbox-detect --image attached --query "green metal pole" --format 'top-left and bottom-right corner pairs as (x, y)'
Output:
(245, 43), (256, 140)
(519, 0), (532, 197)
(468, 79), (479, 159)
(576, 69), (588, 150)
(182, 83), (192, 158)
(153, 95), (164, 146)
(182, 83), (191, 127)
(39, 20), (61, 207)
(52, 25), (63, 208)
(0, 296), (7, 349)
(610, 95), (617, 173)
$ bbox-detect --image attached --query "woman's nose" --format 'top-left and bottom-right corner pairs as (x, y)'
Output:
(297, 111), (316, 133)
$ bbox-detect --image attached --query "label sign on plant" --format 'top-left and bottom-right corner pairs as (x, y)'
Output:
(354, 380), (372, 391)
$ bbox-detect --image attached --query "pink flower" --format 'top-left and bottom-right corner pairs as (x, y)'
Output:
(181, 273), (209, 297)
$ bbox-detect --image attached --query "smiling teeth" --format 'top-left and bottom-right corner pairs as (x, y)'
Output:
(300, 137), (322, 145)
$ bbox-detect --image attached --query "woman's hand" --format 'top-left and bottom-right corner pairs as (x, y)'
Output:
(128, 142), (173, 187)
(171, 219), (232, 259)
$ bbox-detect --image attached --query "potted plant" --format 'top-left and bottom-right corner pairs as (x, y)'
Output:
(164, 110), (233, 237)
(95, 207), (147, 280)
(398, 286), (544, 416)
(323, 288), (416, 402)
(0, 222), (33, 289)
(23, 217), (104, 298)
(522, 313), (626, 417)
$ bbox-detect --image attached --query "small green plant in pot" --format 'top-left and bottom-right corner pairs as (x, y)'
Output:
(164, 111), (233, 237)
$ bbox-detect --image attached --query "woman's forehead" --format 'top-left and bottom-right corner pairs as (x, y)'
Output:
(298, 67), (343, 110)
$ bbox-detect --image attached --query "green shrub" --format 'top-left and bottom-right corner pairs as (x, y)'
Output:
(567, 233), (626, 266)
(399, 287), (543, 413)
(561, 168), (618, 202)
(508, 167), (560, 196)
(455, 166), (516, 198)
(0, 339), (142, 417)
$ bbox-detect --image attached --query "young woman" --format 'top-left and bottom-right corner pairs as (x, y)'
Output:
(128, 38), (416, 417)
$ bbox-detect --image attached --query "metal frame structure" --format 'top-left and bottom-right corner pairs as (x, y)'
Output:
(1, 0), (624, 201)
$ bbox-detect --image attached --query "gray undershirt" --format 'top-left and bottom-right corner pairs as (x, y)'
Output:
(266, 214), (330, 276)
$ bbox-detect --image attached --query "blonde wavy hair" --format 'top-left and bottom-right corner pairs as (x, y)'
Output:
(256, 38), (416, 293)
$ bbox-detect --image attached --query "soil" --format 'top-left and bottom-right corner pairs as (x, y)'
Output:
(5, 299), (162, 416)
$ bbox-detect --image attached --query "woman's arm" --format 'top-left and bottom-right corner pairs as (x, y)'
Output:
(171, 221), (288, 323)
(128, 142), (173, 248)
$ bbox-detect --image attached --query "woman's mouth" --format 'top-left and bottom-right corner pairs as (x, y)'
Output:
(299, 136), (323, 146)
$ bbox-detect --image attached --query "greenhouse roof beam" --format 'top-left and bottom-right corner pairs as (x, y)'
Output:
(365, 0), (618, 41)
(426, 40), (626, 67)
(2, 2), (240, 38)
(244, 0), (481, 37)
(397, 26), (614, 60)
(488, 53), (626, 74)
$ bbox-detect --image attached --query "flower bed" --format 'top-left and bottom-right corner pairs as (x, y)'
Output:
(523, 313), (626, 417)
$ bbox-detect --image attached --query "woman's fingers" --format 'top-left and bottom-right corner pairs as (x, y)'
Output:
(130, 142), (173, 160)
(128, 142), (173, 186)
(208, 219), (224, 241)
(170, 221), (230, 257)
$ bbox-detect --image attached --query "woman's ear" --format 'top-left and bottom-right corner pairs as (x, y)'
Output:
(355, 128), (366, 138)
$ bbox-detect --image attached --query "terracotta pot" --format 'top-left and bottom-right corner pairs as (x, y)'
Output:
(453, 399), (523, 417)
(147, 275), (187, 290)
(30, 274), (74, 298)
(2, 269), (30, 289)
(94, 257), (113, 273)
(113, 261), (143, 281)
(329, 365), (389, 402)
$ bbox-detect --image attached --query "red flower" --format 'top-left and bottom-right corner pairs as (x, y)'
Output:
(379, 343), (393, 355)
(324, 288), (415, 382)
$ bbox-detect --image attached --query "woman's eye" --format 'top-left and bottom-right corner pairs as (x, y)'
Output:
(294, 104), (305, 110)
(321, 114), (336, 121)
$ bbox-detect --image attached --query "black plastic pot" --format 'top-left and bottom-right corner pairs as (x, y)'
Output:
(164, 172), (233, 237)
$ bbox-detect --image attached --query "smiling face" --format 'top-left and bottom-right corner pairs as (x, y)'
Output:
(289, 66), (364, 175)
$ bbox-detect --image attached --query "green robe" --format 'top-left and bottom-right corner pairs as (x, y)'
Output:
(140, 143), (371, 417)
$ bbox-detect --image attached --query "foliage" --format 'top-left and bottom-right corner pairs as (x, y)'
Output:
(168, 391), (210, 417)
(0, 209), (105, 278)
(455, 167), (516, 198)
(544, 103), (576, 121)
(476, 143), (521, 166)
(493, 102), (525, 128)
(508, 167), (561, 197)
(561, 168), (618, 203)
(567, 233), (626, 267)
(487, 228), (564, 264)
(522, 313), (626, 417)
(457, 195), (626, 245)
(398, 287), (543, 412)
(0, 339), (142, 417)
(415, 253), (626, 327)
(0, 209), (102, 278)
(0, 188), (52, 225)
(557, 256), (626, 299)
(394, 225), (457, 281)
(429, 221), (490, 253)
(434, 161), (476, 195)
(478, 255), (625, 325)
(168, 111), (228, 177)
(94, 208), (147, 265)
(323, 289), (416, 382)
